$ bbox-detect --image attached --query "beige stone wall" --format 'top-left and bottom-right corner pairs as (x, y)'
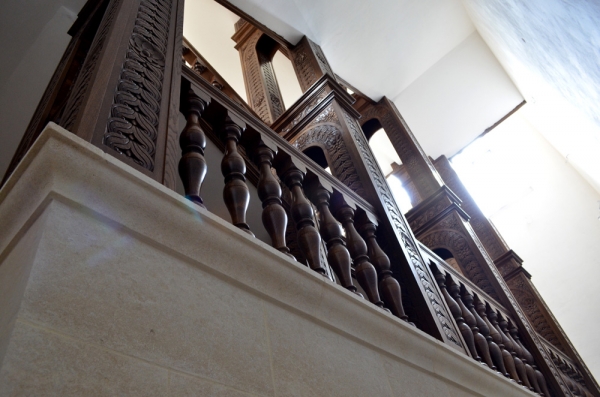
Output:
(0, 124), (535, 396)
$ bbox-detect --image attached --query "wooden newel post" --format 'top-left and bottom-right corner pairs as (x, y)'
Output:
(179, 89), (207, 206)
(222, 116), (253, 236)
(357, 212), (408, 320)
(254, 141), (293, 258)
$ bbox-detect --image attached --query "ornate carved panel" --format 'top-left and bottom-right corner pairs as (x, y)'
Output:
(292, 120), (366, 197)
(291, 37), (335, 92)
(507, 273), (565, 352)
(103, 0), (174, 171)
(61, 0), (123, 131)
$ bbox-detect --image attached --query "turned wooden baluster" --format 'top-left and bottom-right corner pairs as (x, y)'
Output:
(461, 285), (495, 369)
(358, 214), (408, 320)
(281, 161), (326, 275)
(510, 322), (543, 394)
(307, 185), (360, 293)
(255, 141), (293, 258)
(474, 295), (508, 377)
(487, 306), (521, 383)
(432, 269), (478, 359)
(221, 116), (253, 236)
(499, 314), (532, 390)
(334, 203), (384, 308)
(446, 275), (482, 362)
(179, 89), (208, 207)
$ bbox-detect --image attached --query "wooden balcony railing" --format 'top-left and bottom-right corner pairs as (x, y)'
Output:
(179, 65), (410, 321)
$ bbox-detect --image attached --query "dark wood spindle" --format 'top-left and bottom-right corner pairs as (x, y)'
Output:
(358, 214), (408, 320)
(281, 161), (326, 275)
(446, 275), (482, 362)
(499, 314), (532, 390)
(433, 269), (478, 359)
(510, 322), (543, 394)
(488, 306), (520, 383)
(179, 89), (208, 207)
(307, 185), (360, 293)
(255, 141), (293, 257)
(474, 295), (508, 377)
(334, 203), (384, 308)
(461, 285), (495, 369)
(221, 116), (253, 235)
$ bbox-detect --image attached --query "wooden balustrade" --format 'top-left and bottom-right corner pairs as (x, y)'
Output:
(279, 157), (327, 275)
(304, 180), (359, 294)
(431, 264), (479, 359)
(332, 199), (384, 308)
(487, 305), (521, 383)
(254, 141), (293, 257)
(499, 313), (532, 390)
(221, 116), (254, 236)
(461, 284), (496, 369)
(179, 89), (209, 207)
(357, 212), (409, 321)
(474, 293), (508, 376)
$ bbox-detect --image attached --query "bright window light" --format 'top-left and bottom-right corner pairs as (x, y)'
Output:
(451, 109), (537, 217)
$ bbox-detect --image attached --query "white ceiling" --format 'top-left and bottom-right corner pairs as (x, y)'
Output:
(228, 0), (476, 100)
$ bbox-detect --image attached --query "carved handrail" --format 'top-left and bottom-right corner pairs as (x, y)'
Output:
(427, 246), (554, 395)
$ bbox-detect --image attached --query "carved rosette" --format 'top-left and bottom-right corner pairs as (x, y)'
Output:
(104, 0), (173, 171)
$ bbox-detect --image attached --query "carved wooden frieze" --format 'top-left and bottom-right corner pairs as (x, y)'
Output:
(292, 121), (366, 197)
(507, 273), (565, 352)
(104, 0), (174, 171)
(235, 26), (285, 124)
(291, 36), (336, 92)
(62, 0), (123, 131)
(419, 223), (500, 301)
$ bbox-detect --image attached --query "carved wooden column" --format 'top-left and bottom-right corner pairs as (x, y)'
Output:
(232, 22), (285, 124)
(359, 97), (445, 202)
(290, 36), (336, 92)
(58, 0), (184, 187)
(2, 0), (112, 186)
(271, 70), (466, 353)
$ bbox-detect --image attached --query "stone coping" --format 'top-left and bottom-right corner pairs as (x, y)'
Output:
(0, 123), (534, 396)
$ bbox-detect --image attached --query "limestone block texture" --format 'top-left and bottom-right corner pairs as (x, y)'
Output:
(0, 124), (534, 396)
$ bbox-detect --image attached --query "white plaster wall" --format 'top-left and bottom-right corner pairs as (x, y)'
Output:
(394, 31), (523, 158)
(463, 112), (600, 378)
(184, 0), (248, 102)
(0, 5), (79, 180)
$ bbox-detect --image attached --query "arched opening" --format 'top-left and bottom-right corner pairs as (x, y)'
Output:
(303, 145), (331, 174)
(272, 50), (303, 109)
(363, 120), (412, 213)
(432, 248), (463, 275)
